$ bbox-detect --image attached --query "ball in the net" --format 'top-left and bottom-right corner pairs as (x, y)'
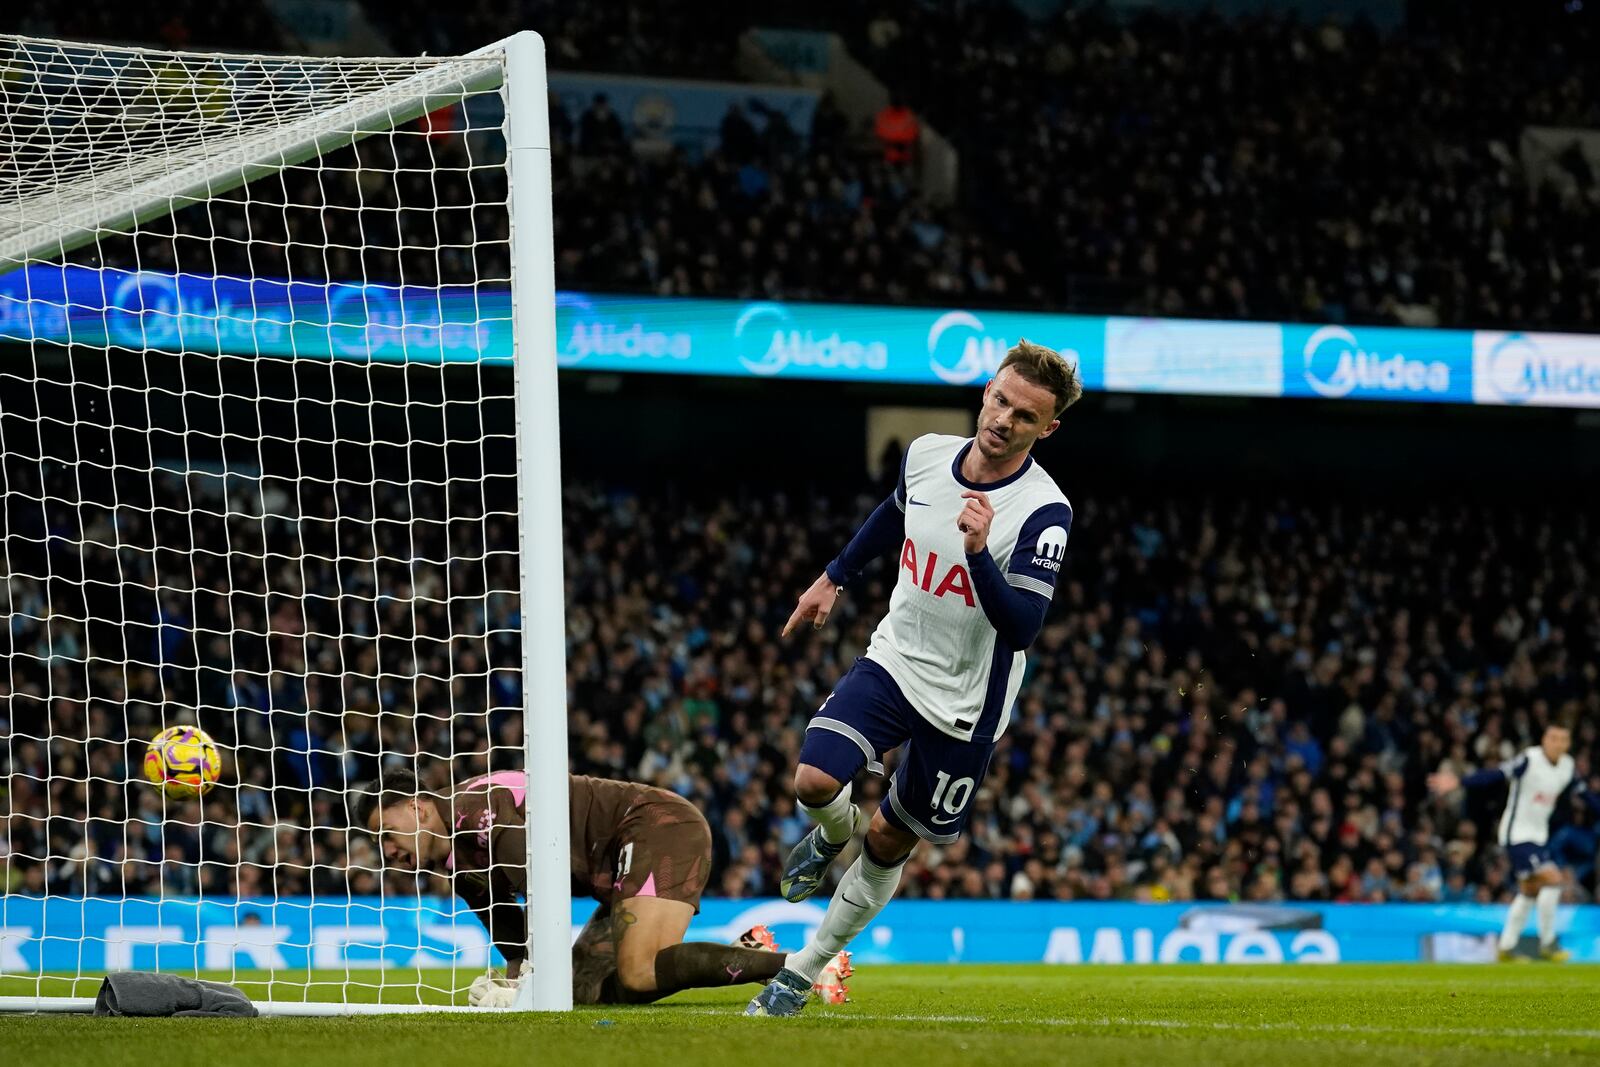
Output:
(143, 725), (222, 799)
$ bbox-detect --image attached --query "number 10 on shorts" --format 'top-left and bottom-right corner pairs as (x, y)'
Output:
(930, 770), (974, 821)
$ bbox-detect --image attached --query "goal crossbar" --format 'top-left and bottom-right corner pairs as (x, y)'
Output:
(0, 35), (506, 269)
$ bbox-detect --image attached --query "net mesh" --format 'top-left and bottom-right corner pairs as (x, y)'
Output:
(0, 33), (523, 1008)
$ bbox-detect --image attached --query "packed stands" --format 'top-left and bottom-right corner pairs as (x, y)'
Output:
(5, 460), (1596, 904)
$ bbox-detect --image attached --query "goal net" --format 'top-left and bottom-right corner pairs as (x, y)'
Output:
(0, 32), (568, 1013)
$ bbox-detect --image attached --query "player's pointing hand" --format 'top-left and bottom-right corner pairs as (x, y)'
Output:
(1427, 770), (1460, 795)
(957, 490), (994, 554)
(782, 571), (842, 638)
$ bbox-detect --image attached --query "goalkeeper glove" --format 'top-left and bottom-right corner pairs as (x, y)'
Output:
(466, 968), (522, 1008)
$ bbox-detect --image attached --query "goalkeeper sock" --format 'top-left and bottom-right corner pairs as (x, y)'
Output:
(653, 943), (787, 994)
(1536, 885), (1562, 947)
(785, 844), (907, 982)
(594, 974), (659, 1006)
(800, 782), (857, 847)
(1499, 892), (1535, 951)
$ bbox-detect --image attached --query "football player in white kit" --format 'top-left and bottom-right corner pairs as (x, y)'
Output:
(747, 341), (1081, 1016)
(1428, 713), (1599, 961)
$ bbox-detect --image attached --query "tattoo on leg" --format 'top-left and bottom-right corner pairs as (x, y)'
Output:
(572, 948), (616, 1006)
(611, 904), (638, 944)
(570, 912), (618, 1006)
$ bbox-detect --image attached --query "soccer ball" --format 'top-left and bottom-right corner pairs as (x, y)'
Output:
(143, 725), (222, 799)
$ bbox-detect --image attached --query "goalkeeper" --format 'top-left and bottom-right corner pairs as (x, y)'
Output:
(358, 770), (849, 1005)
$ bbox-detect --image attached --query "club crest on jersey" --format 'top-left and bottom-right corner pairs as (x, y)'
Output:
(900, 538), (975, 606)
(1032, 525), (1068, 572)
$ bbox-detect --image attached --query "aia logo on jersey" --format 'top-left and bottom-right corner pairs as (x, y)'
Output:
(1032, 525), (1068, 572)
(900, 538), (975, 606)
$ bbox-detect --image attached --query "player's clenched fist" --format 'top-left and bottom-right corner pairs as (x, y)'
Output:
(783, 571), (842, 637)
(957, 490), (994, 553)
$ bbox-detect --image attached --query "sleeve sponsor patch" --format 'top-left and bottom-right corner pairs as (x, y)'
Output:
(1007, 501), (1074, 590)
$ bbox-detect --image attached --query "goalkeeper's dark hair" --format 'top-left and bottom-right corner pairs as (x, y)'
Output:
(354, 768), (422, 829)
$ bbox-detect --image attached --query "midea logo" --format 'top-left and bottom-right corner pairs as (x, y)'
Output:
(733, 302), (887, 376)
(926, 311), (1009, 385)
(1302, 325), (1449, 398)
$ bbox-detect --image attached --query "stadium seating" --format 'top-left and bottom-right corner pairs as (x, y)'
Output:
(20, 2), (1600, 329)
(5, 0), (289, 51)
(780, 0), (1600, 330)
(553, 132), (1021, 305)
(563, 481), (1600, 904)
(4, 464), (1596, 904)
(367, 0), (744, 80)
(3, 1), (1599, 909)
(371, 0), (1600, 331)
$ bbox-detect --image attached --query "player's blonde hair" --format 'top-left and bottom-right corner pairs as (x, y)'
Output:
(998, 339), (1083, 418)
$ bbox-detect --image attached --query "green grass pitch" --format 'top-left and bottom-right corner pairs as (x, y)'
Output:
(3, 965), (1599, 1066)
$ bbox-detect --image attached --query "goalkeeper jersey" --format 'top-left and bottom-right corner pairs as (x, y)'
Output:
(437, 773), (708, 965)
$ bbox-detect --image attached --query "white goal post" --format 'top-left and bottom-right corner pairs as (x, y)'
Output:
(0, 30), (569, 1013)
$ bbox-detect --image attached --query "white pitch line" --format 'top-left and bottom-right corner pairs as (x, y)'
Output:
(698, 1009), (1600, 1041)
(1053, 1017), (1600, 1041)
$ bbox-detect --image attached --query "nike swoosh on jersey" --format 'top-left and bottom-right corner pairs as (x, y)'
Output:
(906, 497), (932, 506)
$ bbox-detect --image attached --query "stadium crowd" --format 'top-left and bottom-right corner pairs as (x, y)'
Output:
(549, 111), (1022, 305)
(4, 0), (1600, 910)
(0, 422), (525, 901)
(70, 84), (1014, 308)
(368, 0), (744, 80)
(377, 0), (1600, 330)
(16, 1), (1600, 327)
(4, 450), (1599, 906)
(5, 0), (289, 51)
(831, 1), (1600, 329)
(559, 478), (1600, 905)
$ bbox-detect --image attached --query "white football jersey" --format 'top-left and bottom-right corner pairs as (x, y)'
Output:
(864, 433), (1072, 743)
(1499, 746), (1575, 846)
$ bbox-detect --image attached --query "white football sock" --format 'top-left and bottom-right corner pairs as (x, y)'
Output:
(786, 848), (905, 981)
(1499, 893), (1535, 951)
(1537, 885), (1562, 947)
(799, 782), (857, 847)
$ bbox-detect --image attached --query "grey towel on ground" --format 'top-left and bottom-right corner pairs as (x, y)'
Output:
(94, 971), (259, 1017)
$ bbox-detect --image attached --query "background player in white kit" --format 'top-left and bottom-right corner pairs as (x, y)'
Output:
(747, 341), (1081, 1016)
(1428, 712), (1600, 961)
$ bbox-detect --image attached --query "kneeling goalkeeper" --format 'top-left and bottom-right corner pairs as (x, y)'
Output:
(359, 770), (847, 1005)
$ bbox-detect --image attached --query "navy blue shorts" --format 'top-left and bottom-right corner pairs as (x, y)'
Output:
(1507, 842), (1555, 882)
(799, 658), (994, 844)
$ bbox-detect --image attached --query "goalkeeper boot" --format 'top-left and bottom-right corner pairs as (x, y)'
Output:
(780, 808), (858, 903)
(745, 968), (813, 1017)
(736, 925), (781, 952)
(1540, 942), (1572, 963)
(811, 951), (853, 1005)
